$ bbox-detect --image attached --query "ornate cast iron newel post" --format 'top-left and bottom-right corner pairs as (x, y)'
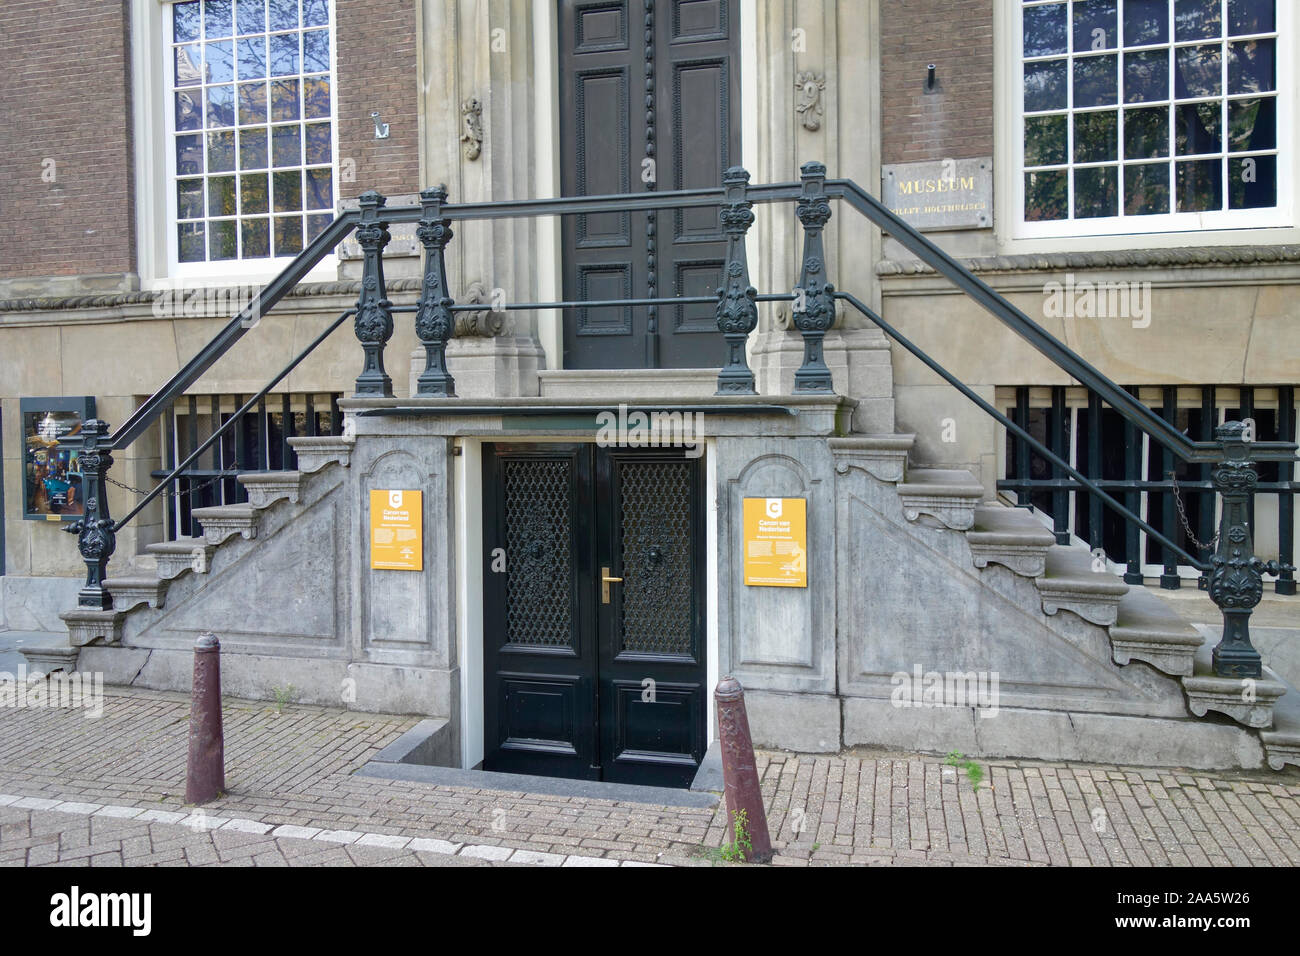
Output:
(715, 166), (758, 395)
(63, 419), (116, 609)
(1207, 421), (1289, 678)
(793, 161), (836, 393)
(415, 185), (457, 397)
(353, 190), (394, 397)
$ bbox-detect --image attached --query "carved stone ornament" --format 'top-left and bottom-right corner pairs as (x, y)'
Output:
(795, 72), (826, 132)
(461, 98), (483, 161)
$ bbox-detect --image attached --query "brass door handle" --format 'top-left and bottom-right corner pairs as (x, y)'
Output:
(601, 566), (622, 604)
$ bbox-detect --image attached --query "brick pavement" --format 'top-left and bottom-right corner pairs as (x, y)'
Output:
(1, 686), (1298, 867)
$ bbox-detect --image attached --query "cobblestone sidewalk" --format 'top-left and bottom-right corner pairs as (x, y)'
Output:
(1, 687), (1298, 866)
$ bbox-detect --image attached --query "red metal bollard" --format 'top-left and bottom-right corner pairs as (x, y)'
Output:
(185, 632), (225, 805)
(714, 676), (773, 863)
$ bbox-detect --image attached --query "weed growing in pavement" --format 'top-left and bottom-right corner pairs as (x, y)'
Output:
(946, 750), (984, 792)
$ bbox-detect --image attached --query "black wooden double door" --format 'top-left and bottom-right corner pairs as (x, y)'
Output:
(483, 443), (706, 788)
(558, 0), (741, 369)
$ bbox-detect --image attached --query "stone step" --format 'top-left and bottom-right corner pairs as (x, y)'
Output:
(967, 505), (1056, 577)
(189, 504), (260, 545)
(57, 608), (124, 648)
(895, 468), (984, 530)
(827, 434), (915, 483)
(1107, 587), (1204, 677)
(1260, 686), (1300, 771)
(1036, 545), (1128, 626)
(288, 435), (353, 473)
(538, 368), (719, 400)
(1182, 643), (1287, 729)
(237, 470), (305, 509)
(146, 537), (217, 579)
(103, 574), (168, 612)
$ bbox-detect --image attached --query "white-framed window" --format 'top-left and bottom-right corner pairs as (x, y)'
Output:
(1013, 0), (1291, 238)
(165, 0), (337, 274)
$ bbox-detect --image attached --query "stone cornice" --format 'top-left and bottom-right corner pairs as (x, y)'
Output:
(877, 245), (1300, 276)
(0, 278), (425, 314)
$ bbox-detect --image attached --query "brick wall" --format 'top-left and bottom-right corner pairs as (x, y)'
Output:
(335, 0), (420, 199)
(0, 0), (134, 279)
(880, 0), (994, 165)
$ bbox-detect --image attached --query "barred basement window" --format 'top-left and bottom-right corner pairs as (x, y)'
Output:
(1018, 0), (1287, 235)
(168, 0), (336, 265)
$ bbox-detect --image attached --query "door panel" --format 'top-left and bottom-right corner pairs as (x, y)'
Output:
(559, 0), (740, 370)
(483, 443), (705, 787)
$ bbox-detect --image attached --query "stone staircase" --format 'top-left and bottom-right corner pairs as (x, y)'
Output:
(831, 433), (1299, 772)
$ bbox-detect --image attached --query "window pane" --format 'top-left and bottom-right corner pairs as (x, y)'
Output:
(1176, 159), (1221, 211)
(1123, 106), (1168, 159)
(209, 176), (237, 216)
(1175, 45), (1222, 98)
(271, 78), (300, 120)
(240, 173), (269, 213)
(1025, 114), (1068, 166)
(1024, 3), (1068, 57)
(304, 123), (331, 164)
(237, 37), (266, 79)
(207, 84), (235, 127)
(1074, 166), (1118, 217)
(209, 219), (238, 260)
(1176, 101), (1222, 154)
(1073, 0), (1116, 52)
(274, 215), (303, 256)
(273, 170), (302, 212)
(242, 217), (271, 257)
(269, 0), (299, 31)
(176, 91), (203, 131)
(205, 0), (233, 38)
(207, 129), (235, 171)
(1074, 110), (1117, 163)
(303, 76), (330, 119)
(236, 0), (265, 35)
(238, 81), (267, 124)
(239, 127), (268, 169)
(176, 134), (204, 176)
(303, 0), (329, 28)
(272, 125), (301, 166)
(1228, 39), (1274, 94)
(1025, 169), (1068, 221)
(1228, 97), (1276, 151)
(175, 45), (202, 87)
(1124, 50), (1168, 103)
(1025, 59), (1067, 111)
(305, 167), (333, 210)
(307, 212), (332, 242)
(1228, 155), (1275, 208)
(179, 222), (206, 262)
(177, 178), (204, 219)
(270, 32), (299, 75)
(1175, 0), (1221, 40)
(1124, 163), (1170, 214)
(205, 40), (234, 83)
(1228, 0), (1274, 35)
(303, 29), (329, 73)
(174, 2), (201, 43)
(1074, 54), (1117, 107)
(1123, 0), (1168, 45)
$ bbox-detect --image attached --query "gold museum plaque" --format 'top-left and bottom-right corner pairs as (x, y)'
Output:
(370, 489), (423, 571)
(742, 497), (807, 587)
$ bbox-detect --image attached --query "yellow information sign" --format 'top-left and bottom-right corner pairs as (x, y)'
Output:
(369, 489), (423, 571)
(742, 497), (807, 587)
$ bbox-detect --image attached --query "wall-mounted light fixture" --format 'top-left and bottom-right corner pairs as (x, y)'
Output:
(925, 64), (939, 94)
(371, 110), (390, 140)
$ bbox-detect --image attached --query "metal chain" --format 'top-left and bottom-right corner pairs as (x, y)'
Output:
(1166, 470), (1219, 553)
(104, 471), (239, 501)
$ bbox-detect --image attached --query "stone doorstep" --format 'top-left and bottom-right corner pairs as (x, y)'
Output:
(56, 608), (124, 648)
(966, 505), (1057, 578)
(538, 367), (720, 400)
(288, 435), (353, 473)
(236, 471), (305, 509)
(102, 575), (168, 613)
(189, 504), (259, 545)
(827, 433), (916, 483)
(1036, 546), (1128, 627)
(895, 468), (985, 530)
(145, 537), (215, 580)
(1108, 587), (1204, 678)
(1181, 643), (1288, 729)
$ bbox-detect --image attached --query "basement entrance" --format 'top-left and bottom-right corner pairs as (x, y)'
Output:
(482, 442), (706, 787)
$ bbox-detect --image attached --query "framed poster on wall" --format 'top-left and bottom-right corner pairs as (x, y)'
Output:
(21, 397), (95, 521)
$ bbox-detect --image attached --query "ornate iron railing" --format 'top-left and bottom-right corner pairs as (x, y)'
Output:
(62, 162), (1296, 681)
